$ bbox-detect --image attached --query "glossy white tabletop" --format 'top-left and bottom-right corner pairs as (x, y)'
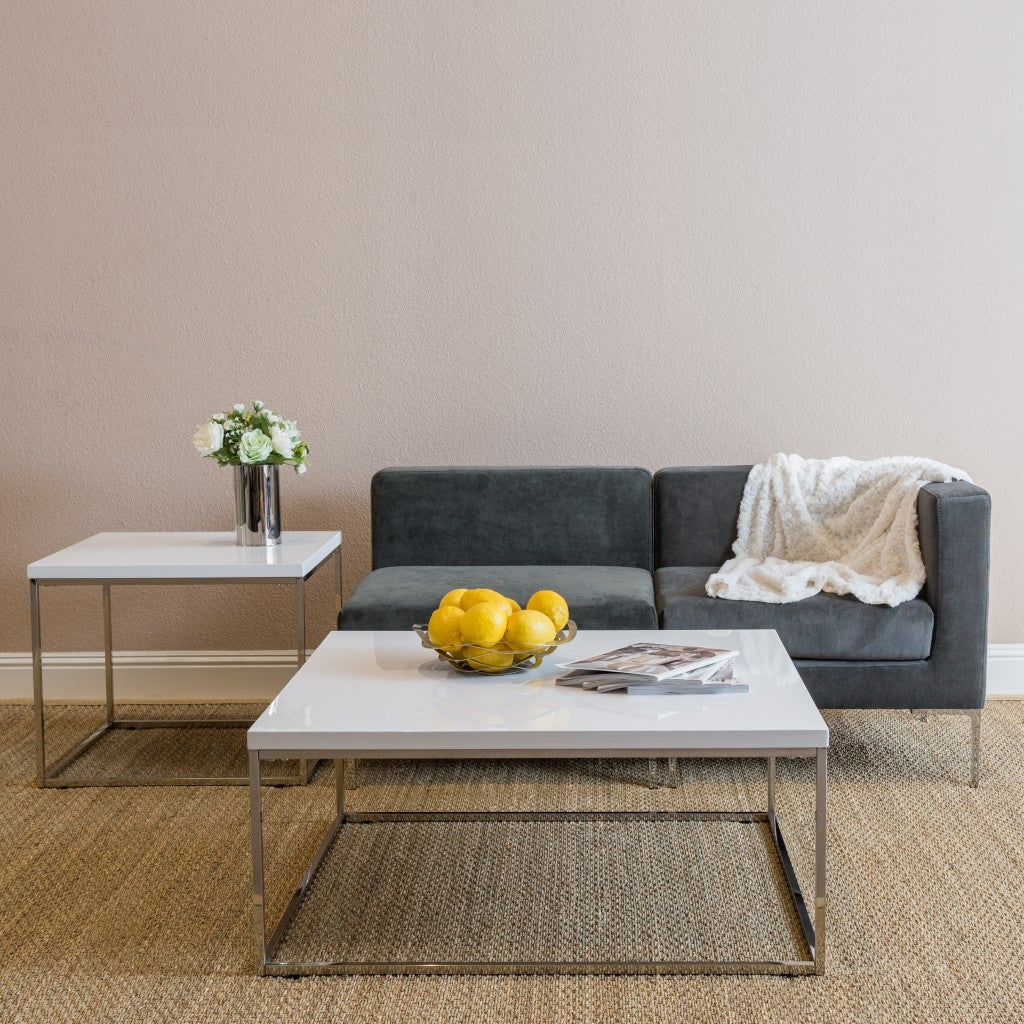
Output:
(249, 629), (828, 755)
(28, 531), (341, 580)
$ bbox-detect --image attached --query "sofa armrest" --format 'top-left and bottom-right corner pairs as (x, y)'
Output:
(916, 481), (991, 703)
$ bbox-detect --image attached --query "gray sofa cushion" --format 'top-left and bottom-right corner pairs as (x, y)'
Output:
(655, 566), (934, 661)
(341, 565), (658, 631)
(371, 467), (653, 570)
(654, 466), (750, 568)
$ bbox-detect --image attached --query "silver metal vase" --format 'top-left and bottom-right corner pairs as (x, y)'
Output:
(233, 464), (281, 546)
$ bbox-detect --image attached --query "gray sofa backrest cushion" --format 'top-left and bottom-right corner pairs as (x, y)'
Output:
(372, 467), (653, 569)
(654, 466), (751, 568)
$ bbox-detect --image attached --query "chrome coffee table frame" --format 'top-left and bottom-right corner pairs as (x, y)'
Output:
(249, 747), (826, 977)
(30, 546), (341, 788)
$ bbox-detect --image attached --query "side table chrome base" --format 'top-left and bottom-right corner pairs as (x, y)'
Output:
(39, 716), (316, 788)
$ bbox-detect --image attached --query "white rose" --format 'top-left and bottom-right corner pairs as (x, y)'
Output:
(193, 421), (224, 456)
(233, 403), (246, 414)
(238, 429), (273, 464)
(296, 463), (307, 475)
(269, 424), (295, 458)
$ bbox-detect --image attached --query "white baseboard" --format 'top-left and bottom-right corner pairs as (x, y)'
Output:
(0, 645), (1022, 703)
(0, 650), (298, 703)
(983, 644), (1024, 698)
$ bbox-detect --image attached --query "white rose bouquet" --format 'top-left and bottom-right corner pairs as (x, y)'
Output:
(193, 402), (309, 474)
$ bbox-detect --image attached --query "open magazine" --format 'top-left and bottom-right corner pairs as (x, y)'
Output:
(557, 643), (746, 695)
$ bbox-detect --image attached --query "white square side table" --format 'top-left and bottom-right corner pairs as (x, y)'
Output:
(28, 531), (341, 788)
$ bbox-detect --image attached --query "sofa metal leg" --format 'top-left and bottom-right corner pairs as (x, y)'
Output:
(642, 758), (679, 789)
(969, 710), (982, 789)
(910, 708), (982, 787)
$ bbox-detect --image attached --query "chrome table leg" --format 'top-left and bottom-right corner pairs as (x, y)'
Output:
(296, 577), (310, 785)
(249, 750), (268, 975)
(102, 585), (115, 724)
(30, 580), (45, 787)
(335, 758), (346, 814)
(333, 547), (343, 621)
(814, 747), (827, 975)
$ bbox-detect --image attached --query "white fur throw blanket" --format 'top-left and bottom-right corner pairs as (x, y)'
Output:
(706, 454), (970, 607)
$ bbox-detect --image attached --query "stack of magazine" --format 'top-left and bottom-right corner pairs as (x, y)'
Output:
(556, 643), (746, 695)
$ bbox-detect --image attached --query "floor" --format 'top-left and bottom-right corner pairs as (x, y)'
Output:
(1, 702), (1021, 1023)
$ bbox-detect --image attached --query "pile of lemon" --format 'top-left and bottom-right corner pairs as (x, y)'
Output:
(426, 587), (570, 672)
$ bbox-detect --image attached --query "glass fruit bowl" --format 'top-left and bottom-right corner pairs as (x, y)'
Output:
(412, 620), (577, 675)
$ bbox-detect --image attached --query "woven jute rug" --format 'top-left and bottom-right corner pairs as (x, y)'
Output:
(1, 702), (1022, 1023)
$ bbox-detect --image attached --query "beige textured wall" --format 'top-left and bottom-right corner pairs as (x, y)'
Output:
(3, 1), (1022, 652)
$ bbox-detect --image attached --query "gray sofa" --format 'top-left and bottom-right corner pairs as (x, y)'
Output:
(341, 465), (991, 783)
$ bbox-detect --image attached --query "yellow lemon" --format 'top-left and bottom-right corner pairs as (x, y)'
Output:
(428, 605), (465, 650)
(526, 590), (569, 631)
(507, 598), (522, 613)
(463, 643), (515, 671)
(504, 609), (557, 651)
(460, 587), (506, 611)
(439, 588), (468, 609)
(460, 602), (509, 645)
(490, 596), (517, 616)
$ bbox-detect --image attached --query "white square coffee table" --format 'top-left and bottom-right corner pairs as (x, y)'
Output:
(28, 531), (341, 787)
(248, 628), (828, 976)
